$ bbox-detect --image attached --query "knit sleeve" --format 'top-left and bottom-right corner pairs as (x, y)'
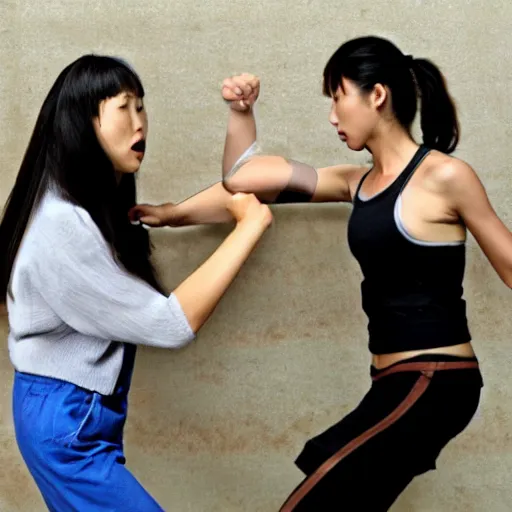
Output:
(30, 204), (195, 348)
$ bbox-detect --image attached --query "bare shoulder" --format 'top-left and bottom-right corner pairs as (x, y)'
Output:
(421, 150), (481, 194)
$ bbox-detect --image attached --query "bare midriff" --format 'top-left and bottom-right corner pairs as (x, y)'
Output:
(372, 342), (476, 370)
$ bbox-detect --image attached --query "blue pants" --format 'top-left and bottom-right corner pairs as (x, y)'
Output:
(12, 346), (164, 511)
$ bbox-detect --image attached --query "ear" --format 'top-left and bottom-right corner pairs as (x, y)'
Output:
(92, 115), (101, 131)
(93, 100), (107, 129)
(370, 83), (388, 110)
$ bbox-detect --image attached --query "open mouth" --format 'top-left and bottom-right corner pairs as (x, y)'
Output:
(131, 139), (146, 153)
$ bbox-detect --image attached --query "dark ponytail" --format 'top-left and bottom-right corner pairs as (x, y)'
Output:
(412, 58), (459, 153)
(323, 36), (460, 154)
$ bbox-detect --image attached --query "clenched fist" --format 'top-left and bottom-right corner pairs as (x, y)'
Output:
(227, 193), (272, 228)
(222, 73), (260, 112)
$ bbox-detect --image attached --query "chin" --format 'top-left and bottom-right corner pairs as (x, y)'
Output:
(346, 140), (366, 152)
(120, 162), (142, 174)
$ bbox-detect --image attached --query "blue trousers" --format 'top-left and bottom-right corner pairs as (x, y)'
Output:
(12, 346), (164, 511)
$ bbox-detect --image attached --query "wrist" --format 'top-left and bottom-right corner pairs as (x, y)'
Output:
(235, 211), (272, 234)
(229, 104), (255, 117)
(165, 203), (185, 227)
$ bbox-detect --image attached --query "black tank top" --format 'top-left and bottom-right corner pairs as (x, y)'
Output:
(347, 146), (471, 355)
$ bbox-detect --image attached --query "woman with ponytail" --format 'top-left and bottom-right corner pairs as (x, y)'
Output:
(132, 36), (512, 510)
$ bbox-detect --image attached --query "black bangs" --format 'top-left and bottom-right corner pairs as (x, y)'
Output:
(59, 55), (145, 118)
(322, 52), (344, 97)
(89, 56), (145, 102)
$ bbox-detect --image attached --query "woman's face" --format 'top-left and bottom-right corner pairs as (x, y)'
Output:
(93, 91), (148, 174)
(328, 78), (384, 152)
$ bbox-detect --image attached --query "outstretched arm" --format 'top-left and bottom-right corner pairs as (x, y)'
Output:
(442, 159), (512, 288)
(34, 193), (271, 349)
(129, 182), (235, 227)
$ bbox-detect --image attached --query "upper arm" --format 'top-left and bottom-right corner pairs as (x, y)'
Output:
(441, 160), (512, 287)
(32, 208), (195, 347)
(223, 155), (361, 204)
(313, 164), (363, 203)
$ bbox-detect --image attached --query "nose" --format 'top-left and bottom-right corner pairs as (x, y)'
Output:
(131, 109), (145, 134)
(328, 102), (338, 127)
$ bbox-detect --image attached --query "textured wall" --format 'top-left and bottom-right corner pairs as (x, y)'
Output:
(1, 0), (512, 510)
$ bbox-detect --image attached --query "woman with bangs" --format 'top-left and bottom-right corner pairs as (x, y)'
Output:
(132, 36), (512, 510)
(0, 55), (272, 510)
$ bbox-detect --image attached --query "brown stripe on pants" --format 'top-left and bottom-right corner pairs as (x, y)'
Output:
(279, 361), (479, 512)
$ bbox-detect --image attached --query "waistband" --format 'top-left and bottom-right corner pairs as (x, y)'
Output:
(371, 354), (479, 382)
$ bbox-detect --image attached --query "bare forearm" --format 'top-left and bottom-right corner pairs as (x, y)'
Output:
(222, 108), (257, 177)
(173, 219), (268, 331)
(171, 182), (234, 226)
(170, 155), (317, 228)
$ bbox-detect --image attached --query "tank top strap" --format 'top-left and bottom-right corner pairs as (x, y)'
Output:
(353, 168), (373, 203)
(397, 145), (431, 195)
(353, 146), (431, 204)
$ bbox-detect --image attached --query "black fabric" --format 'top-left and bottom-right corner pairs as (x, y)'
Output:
(272, 159), (318, 204)
(289, 354), (483, 511)
(273, 189), (315, 204)
(347, 146), (471, 354)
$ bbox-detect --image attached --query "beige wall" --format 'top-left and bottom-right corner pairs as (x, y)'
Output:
(1, 1), (512, 510)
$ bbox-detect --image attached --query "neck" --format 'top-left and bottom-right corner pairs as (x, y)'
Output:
(365, 122), (420, 176)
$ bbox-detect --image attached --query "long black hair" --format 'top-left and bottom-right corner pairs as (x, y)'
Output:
(323, 36), (459, 154)
(0, 55), (163, 303)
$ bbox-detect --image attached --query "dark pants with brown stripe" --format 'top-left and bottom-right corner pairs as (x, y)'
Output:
(280, 354), (483, 511)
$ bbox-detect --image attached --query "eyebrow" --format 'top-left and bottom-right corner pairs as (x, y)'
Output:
(119, 91), (140, 100)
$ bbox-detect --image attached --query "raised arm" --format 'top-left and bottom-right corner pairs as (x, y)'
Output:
(129, 74), (361, 228)
(221, 74), (357, 204)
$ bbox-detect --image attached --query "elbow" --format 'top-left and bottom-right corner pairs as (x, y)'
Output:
(164, 294), (199, 349)
(176, 316), (198, 348)
(222, 176), (232, 192)
(168, 330), (196, 350)
(222, 175), (241, 194)
(223, 156), (260, 193)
